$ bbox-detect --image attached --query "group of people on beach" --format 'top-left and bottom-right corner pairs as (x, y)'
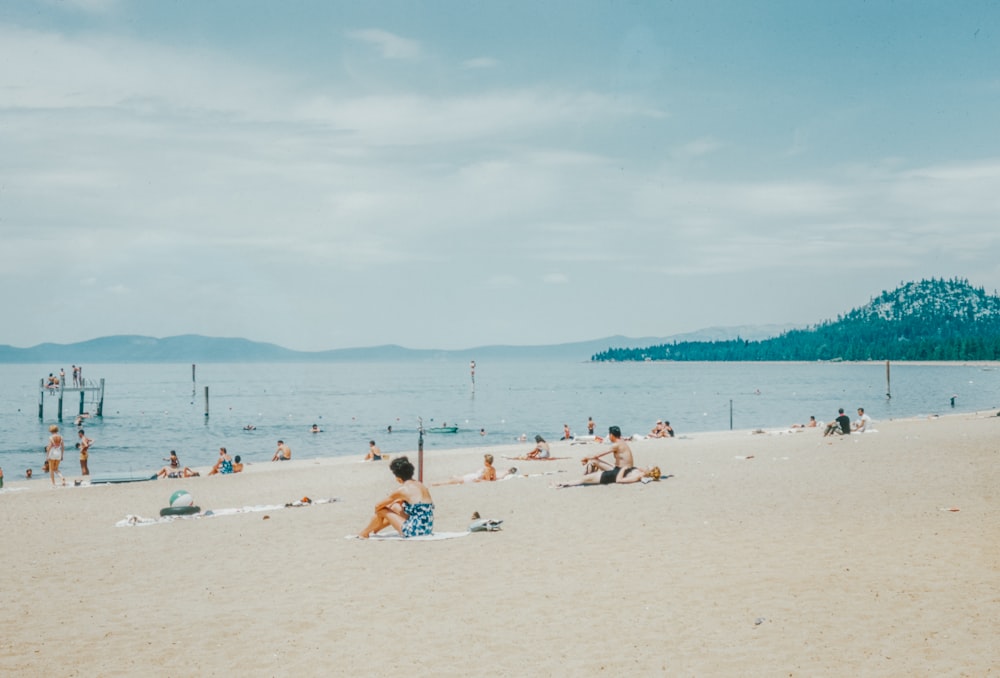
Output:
(32, 424), (93, 487)
(355, 424), (661, 539)
(154, 439), (290, 479)
(648, 420), (675, 438)
(822, 407), (872, 436)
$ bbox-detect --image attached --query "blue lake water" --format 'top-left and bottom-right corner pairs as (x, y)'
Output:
(1, 360), (997, 477)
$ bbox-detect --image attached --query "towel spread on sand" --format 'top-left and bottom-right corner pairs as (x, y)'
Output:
(345, 532), (470, 541)
(115, 498), (338, 527)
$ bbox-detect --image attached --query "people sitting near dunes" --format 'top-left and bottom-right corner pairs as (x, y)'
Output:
(823, 409), (852, 436)
(156, 465), (200, 479)
(272, 440), (291, 462)
(364, 440), (383, 461)
(358, 456), (434, 539)
(433, 454), (498, 486)
(208, 447), (233, 475)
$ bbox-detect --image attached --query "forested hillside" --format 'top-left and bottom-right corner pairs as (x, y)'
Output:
(592, 278), (1000, 362)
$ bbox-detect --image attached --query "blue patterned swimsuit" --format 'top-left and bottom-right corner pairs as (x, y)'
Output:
(401, 502), (434, 538)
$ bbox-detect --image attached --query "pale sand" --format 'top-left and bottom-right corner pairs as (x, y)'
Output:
(1, 413), (997, 677)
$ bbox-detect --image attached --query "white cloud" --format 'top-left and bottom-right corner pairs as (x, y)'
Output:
(673, 137), (723, 159)
(463, 57), (499, 69)
(40, 0), (119, 13)
(347, 29), (422, 60)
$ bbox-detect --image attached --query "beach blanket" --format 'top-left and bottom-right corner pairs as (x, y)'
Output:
(345, 532), (470, 541)
(501, 456), (569, 461)
(115, 498), (338, 527)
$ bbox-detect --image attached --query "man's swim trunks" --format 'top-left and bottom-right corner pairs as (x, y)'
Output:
(599, 467), (621, 485)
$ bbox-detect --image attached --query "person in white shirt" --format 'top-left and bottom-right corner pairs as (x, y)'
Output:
(853, 407), (872, 433)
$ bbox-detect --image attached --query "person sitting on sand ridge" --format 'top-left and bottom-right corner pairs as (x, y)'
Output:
(823, 409), (851, 437)
(358, 456), (434, 539)
(555, 426), (645, 488)
(209, 447), (233, 475)
(364, 441), (383, 461)
(272, 440), (291, 461)
(521, 435), (550, 459)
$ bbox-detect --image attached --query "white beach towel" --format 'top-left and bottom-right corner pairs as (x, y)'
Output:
(115, 498), (337, 527)
(345, 531), (470, 541)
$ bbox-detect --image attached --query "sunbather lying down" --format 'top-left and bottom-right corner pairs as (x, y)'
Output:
(156, 466), (200, 479)
(433, 454), (498, 485)
(554, 465), (661, 488)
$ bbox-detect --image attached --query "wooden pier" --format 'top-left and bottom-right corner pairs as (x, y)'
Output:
(38, 378), (105, 422)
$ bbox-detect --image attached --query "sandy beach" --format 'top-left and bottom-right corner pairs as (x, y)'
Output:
(1, 411), (997, 677)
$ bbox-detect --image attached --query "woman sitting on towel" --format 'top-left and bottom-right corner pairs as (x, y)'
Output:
(358, 456), (434, 539)
(519, 435), (550, 459)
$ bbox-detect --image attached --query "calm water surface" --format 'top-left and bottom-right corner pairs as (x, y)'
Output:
(1, 361), (997, 477)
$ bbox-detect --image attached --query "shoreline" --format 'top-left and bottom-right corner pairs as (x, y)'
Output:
(5, 408), (997, 494)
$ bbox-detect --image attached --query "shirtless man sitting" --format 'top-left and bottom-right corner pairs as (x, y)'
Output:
(556, 426), (647, 487)
(272, 440), (291, 461)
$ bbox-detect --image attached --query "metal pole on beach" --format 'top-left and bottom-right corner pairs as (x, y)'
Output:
(417, 417), (425, 482)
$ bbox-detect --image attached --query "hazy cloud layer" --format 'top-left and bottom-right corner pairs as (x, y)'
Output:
(2, 2), (999, 350)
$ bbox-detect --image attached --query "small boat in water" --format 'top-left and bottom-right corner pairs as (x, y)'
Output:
(427, 426), (459, 433)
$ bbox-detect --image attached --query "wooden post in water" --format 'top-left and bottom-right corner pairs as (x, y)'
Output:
(38, 379), (45, 420)
(57, 380), (65, 422)
(886, 360), (891, 399)
(79, 389), (85, 415)
(204, 386), (210, 418)
(730, 399), (734, 430)
(96, 378), (105, 416)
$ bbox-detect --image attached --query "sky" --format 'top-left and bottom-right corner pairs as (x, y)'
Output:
(2, 0), (999, 351)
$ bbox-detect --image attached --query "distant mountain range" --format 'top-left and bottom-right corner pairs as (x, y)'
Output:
(593, 278), (1000, 362)
(0, 325), (794, 364)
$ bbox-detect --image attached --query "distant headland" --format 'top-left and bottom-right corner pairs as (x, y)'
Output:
(592, 278), (1000, 362)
